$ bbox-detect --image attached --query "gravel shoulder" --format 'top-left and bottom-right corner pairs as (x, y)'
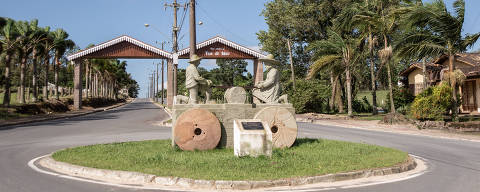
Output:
(296, 114), (480, 143)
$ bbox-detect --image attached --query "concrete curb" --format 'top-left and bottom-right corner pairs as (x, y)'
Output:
(0, 99), (134, 129)
(37, 154), (417, 190)
(151, 101), (172, 126)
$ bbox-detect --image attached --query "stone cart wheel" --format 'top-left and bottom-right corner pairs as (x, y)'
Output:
(224, 87), (247, 104)
(254, 107), (297, 148)
(174, 108), (221, 151)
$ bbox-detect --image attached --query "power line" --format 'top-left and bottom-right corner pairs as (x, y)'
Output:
(196, 2), (255, 46)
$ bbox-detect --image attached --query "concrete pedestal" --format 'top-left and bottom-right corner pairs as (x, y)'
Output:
(233, 119), (272, 157)
(172, 103), (295, 148)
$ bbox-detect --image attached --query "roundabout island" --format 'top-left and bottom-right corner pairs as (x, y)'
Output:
(35, 138), (419, 190)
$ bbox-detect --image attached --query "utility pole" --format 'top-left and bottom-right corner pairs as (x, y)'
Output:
(156, 62), (159, 102)
(165, 0), (186, 98)
(189, 0), (196, 57)
(153, 66), (156, 101)
(161, 42), (165, 104)
(287, 39), (296, 90)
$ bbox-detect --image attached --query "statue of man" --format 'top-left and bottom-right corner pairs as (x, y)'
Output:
(253, 54), (288, 104)
(185, 54), (213, 104)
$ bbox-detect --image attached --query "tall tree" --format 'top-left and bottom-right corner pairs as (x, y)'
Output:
(52, 28), (74, 100)
(398, 0), (480, 119)
(15, 20), (33, 104)
(29, 19), (46, 102)
(39, 26), (55, 100)
(258, 0), (357, 78)
(0, 19), (19, 106)
(308, 30), (361, 117)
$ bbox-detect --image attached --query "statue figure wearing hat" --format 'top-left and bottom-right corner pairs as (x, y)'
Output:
(253, 54), (288, 104)
(185, 54), (213, 104)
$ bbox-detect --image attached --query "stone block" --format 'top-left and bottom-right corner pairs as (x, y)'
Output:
(172, 103), (295, 148)
(234, 119), (272, 157)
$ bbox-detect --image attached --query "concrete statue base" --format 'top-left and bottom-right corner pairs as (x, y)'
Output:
(172, 103), (295, 148)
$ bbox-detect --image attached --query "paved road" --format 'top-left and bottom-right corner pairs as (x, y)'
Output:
(0, 99), (478, 192)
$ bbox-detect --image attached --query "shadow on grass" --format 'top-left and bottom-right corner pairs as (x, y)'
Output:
(291, 138), (321, 147)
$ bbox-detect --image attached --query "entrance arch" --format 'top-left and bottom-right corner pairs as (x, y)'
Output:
(67, 35), (266, 109)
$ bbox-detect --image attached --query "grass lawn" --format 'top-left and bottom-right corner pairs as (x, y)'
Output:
(0, 107), (31, 120)
(52, 139), (408, 181)
(356, 90), (389, 107)
(354, 113), (386, 121)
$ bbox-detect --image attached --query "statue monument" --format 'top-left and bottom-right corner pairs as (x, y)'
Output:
(172, 53), (297, 150)
(252, 54), (288, 104)
(185, 54), (213, 104)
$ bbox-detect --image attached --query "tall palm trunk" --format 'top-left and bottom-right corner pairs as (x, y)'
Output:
(449, 53), (457, 118)
(336, 76), (344, 113)
(43, 56), (49, 100)
(422, 58), (427, 89)
(19, 55), (27, 104)
(32, 49), (38, 102)
(386, 60), (395, 113)
(54, 57), (60, 100)
(330, 72), (339, 112)
(346, 65), (353, 117)
(369, 33), (377, 115)
(2, 54), (12, 106)
(382, 35), (396, 113)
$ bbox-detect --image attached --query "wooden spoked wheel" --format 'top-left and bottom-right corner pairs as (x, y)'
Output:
(174, 108), (221, 151)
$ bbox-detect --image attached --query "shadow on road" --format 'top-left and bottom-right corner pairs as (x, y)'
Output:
(0, 100), (164, 130)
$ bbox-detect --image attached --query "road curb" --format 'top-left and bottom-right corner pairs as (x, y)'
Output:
(0, 99), (134, 129)
(36, 154), (417, 190)
(151, 101), (172, 126)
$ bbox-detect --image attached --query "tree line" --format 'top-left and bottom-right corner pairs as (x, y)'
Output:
(258, 0), (479, 117)
(0, 17), (139, 107)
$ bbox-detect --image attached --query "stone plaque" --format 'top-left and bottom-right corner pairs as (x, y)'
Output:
(234, 119), (272, 157)
(241, 122), (264, 130)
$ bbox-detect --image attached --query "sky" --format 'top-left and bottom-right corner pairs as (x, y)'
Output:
(1, 0), (480, 97)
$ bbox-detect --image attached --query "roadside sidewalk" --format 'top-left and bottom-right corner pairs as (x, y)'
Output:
(297, 115), (480, 143)
(0, 98), (134, 129)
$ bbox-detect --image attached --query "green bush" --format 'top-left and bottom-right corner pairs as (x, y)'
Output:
(409, 83), (453, 120)
(386, 87), (415, 114)
(352, 96), (372, 113)
(284, 79), (330, 114)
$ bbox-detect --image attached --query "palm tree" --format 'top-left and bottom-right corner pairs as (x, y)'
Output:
(351, 0), (412, 113)
(28, 19), (46, 102)
(15, 20), (44, 103)
(307, 30), (361, 117)
(0, 17), (6, 54)
(336, 0), (380, 115)
(1, 19), (19, 106)
(52, 28), (74, 100)
(399, 0), (480, 119)
(39, 27), (55, 100)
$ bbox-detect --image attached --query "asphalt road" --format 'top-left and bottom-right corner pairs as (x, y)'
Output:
(0, 99), (479, 192)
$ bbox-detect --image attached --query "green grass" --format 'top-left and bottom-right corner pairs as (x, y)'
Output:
(52, 139), (408, 181)
(0, 107), (31, 120)
(356, 90), (389, 107)
(355, 113), (386, 121)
